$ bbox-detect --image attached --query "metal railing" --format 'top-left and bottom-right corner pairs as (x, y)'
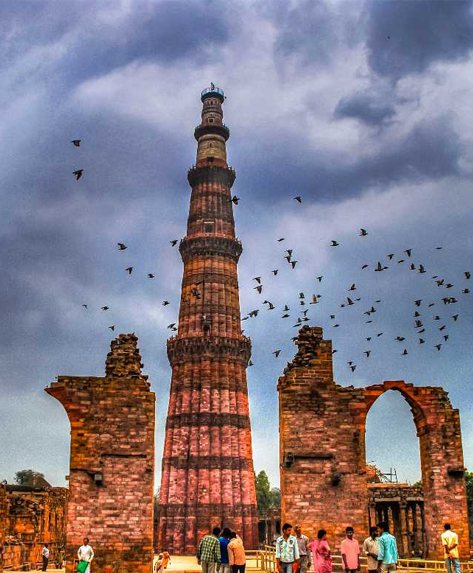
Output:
(255, 545), (473, 573)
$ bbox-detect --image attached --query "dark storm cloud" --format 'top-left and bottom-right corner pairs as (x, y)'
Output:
(234, 115), (462, 204)
(334, 91), (397, 126)
(270, 0), (363, 67)
(1, 0), (231, 85)
(366, 0), (473, 80)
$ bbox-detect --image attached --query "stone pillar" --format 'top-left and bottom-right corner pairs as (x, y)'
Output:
(45, 334), (155, 573)
(278, 326), (368, 550)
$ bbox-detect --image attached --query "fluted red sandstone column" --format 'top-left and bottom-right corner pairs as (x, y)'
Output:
(158, 86), (259, 554)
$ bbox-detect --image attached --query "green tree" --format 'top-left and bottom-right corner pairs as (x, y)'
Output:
(465, 471), (473, 538)
(14, 469), (48, 487)
(255, 471), (273, 515)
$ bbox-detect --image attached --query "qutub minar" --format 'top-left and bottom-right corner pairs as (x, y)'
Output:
(158, 85), (259, 554)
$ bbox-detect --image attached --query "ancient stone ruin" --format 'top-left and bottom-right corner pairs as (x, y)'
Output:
(0, 482), (67, 572)
(45, 333), (155, 573)
(279, 326), (469, 560)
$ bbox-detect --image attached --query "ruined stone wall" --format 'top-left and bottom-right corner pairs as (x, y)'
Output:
(0, 484), (7, 573)
(46, 333), (155, 573)
(279, 326), (469, 559)
(0, 485), (67, 570)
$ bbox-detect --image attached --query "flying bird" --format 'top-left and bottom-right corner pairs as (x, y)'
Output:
(71, 140), (81, 147)
(253, 277), (262, 284)
(290, 261), (298, 269)
(254, 285), (263, 294)
(452, 314), (459, 321)
(231, 195), (240, 205)
(73, 169), (83, 180)
(415, 300), (422, 307)
(349, 284), (356, 291)
(465, 271), (471, 280)
(277, 238), (285, 242)
(330, 240), (339, 247)
(374, 261), (384, 272)
(162, 300), (170, 306)
(126, 267), (133, 274)
(167, 323), (176, 329)
(362, 264), (369, 270)
(387, 254), (395, 260)
(82, 304), (88, 309)
(402, 349), (408, 355)
(170, 240), (178, 247)
(117, 243), (127, 250)
(148, 273), (155, 278)
(405, 249), (412, 257)
(272, 269), (279, 275)
(294, 196), (302, 203)
(419, 338), (425, 344)
(273, 350), (281, 357)
(364, 350), (371, 358)
(316, 276), (323, 282)
(350, 365), (356, 372)
(109, 325), (115, 331)
(359, 229), (368, 236)
(435, 344), (442, 351)
(395, 336), (405, 342)
(101, 306), (109, 311)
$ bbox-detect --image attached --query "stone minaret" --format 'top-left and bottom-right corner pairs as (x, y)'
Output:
(158, 86), (259, 554)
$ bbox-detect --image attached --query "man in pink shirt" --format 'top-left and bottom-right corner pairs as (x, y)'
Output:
(341, 527), (360, 573)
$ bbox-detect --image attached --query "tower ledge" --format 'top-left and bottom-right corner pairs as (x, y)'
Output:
(179, 235), (242, 262)
(187, 164), (236, 187)
(167, 334), (251, 365)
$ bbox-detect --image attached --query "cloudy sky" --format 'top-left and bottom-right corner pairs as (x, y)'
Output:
(1, 0), (473, 490)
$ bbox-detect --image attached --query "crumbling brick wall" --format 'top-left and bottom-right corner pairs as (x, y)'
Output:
(46, 333), (155, 573)
(278, 326), (469, 559)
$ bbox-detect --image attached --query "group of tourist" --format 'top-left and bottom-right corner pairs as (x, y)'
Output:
(275, 522), (461, 573)
(196, 527), (247, 573)
(273, 522), (397, 573)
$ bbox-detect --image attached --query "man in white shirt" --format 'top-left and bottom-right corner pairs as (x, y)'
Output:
(78, 538), (95, 573)
(41, 543), (49, 571)
(441, 523), (461, 573)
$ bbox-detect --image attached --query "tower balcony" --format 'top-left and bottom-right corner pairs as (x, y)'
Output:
(187, 164), (236, 188)
(179, 235), (242, 262)
(167, 334), (251, 365)
(194, 123), (230, 141)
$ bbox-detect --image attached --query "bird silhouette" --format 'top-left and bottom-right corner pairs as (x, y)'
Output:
(272, 270), (279, 275)
(170, 240), (178, 247)
(273, 350), (281, 357)
(101, 306), (109, 311)
(71, 140), (81, 147)
(294, 196), (302, 203)
(349, 284), (356, 291)
(167, 323), (176, 329)
(277, 238), (285, 242)
(402, 349), (408, 355)
(231, 195), (240, 205)
(148, 273), (155, 278)
(359, 229), (368, 236)
(387, 254), (395, 260)
(465, 271), (471, 279)
(126, 267), (133, 274)
(117, 243), (127, 250)
(254, 285), (263, 294)
(290, 261), (298, 269)
(109, 325), (115, 331)
(435, 344), (442, 351)
(415, 300), (422, 307)
(405, 249), (412, 257)
(316, 276), (323, 282)
(419, 338), (425, 344)
(452, 314), (459, 321)
(364, 350), (371, 358)
(331, 240), (339, 247)
(362, 264), (369, 269)
(162, 300), (170, 306)
(73, 169), (83, 180)
(253, 277), (262, 284)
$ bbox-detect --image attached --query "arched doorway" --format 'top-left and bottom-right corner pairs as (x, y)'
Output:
(365, 389), (424, 556)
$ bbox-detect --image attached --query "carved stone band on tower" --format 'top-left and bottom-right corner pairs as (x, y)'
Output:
(158, 86), (259, 554)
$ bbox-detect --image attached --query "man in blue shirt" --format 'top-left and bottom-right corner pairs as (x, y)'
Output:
(276, 523), (300, 573)
(219, 528), (232, 573)
(377, 522), (398, 573)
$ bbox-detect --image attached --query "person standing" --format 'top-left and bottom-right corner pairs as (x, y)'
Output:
(363, 527), (379, 573)
(197, 527), (222, 573)
(276, 523), (300, 573)
(294, 525), (311, 573)
(228, 531), (246, 573)
(41, 543), (49, 571)
(442, 523), (461, 573)
(341, 527), (360, 573)
(310, 530), (332, 573)
(377, 522), (398, 573)
(77, 538), (94, 573)
(219, 528), (232, 573)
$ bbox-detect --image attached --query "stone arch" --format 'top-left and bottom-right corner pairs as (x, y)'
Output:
(355, 380), (469, 559)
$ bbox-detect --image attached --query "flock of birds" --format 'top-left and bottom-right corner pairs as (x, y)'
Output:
(71, 142), (470, 373)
